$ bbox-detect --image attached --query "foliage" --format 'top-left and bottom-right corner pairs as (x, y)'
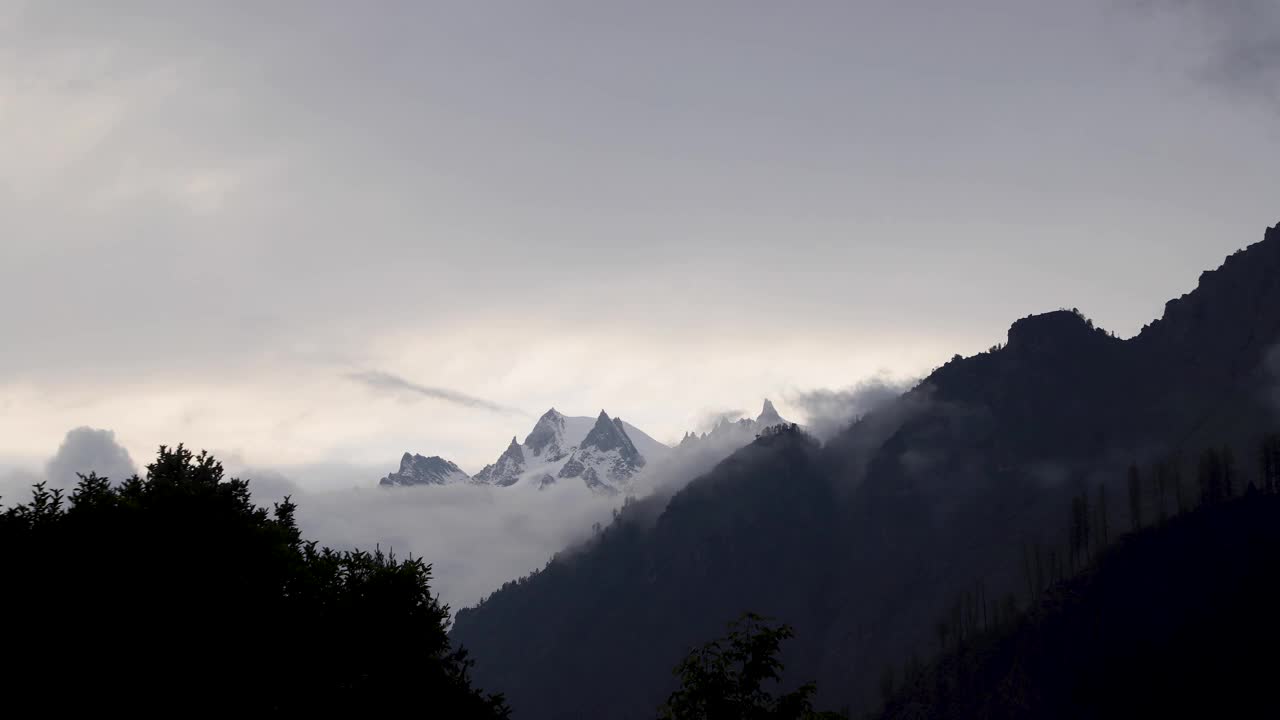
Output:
(660, 613), (842, 720)
(0, 444), (509, 717)
(878, 491), (1280, 719)
(879, 435), (1280, 719)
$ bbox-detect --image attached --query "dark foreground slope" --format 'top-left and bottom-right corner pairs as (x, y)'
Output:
(878, 492), (1280, 720)
(452, 224), (1280, 719)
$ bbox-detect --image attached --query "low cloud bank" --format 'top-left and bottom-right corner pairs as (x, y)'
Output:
(252, 476), (619, 613)
(45, 427), (138, 488)
(789, 377), (913, 440)
(1, 427), (138, 502)
(6, 406), (887, 614)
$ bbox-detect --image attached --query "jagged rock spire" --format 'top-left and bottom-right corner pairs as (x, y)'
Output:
(581, 410), (639, 457)
(757, 399), (785, 427)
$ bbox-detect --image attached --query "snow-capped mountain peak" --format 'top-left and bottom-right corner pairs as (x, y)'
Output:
(374, 400), (788, 496)
(524, 408), (570, 461)
(461, 408), (668, 494)
(472, 436), (526, 487)
(552, 410), (647, 494)
(378, 453), (471, 487)
(580, 411), (642, 458)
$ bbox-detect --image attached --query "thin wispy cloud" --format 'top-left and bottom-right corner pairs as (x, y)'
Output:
(789, 377), (913, 440)
(4, 2), (1278, 472)
(345, 370), (523, 415)
(695, 408), (748, 433)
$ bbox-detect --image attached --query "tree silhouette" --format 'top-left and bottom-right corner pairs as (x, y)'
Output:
(0, 444), (509, 716)
(1199, 448), (1225, 506)
(659, 613), (842, 719)
(1222, 446), (1237, 499)
(1096, 484), (1109, 548)
(1154, 462), (1171, 524)
(1263, 435), (1280, 494)
(1128, 464), (1143, 531)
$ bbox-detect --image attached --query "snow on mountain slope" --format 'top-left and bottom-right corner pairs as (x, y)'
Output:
(522, 411), (665, 461)
(376, 408), (673, 494)
(472, 408), (670, 495)
(375, 401), (786, 496)
(378, 453), (471, 487)
(619, 421), (671, 464)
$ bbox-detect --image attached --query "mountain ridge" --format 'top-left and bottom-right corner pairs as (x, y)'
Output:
(378, 453), (470, 487)
(376, 408), (674, 494)
(451, 222), (1280, 719)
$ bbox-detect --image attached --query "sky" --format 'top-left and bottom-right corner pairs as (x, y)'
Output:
(2, 0), (1279, 480)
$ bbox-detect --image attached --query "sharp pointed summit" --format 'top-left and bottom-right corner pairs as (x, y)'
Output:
(555, 410), (646, 493)
(472, 436), (527, 487)
(579, 410), (640, 457)
(420, 408), (674, 493)
(677, 398), (796, 451)
(757, 399), (785, 427)
(524, 408), (570, 461)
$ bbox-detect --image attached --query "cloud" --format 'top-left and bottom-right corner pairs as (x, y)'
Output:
(694, 408), (748, 433)
(1, 426), (138, 505)
(225, 419), (770, 612)
(0, 467), (42, 508)
(788, 377), (913, 440)
(1137, 0), (1280, 107)
(345, 370), (524, 415)
(273, 477), (618, 614)
(44, 427), (138, 488)
(0, 432), (612, 612)
(237, 468), (303, 504)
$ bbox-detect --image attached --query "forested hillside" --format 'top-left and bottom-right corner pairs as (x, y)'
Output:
(451, 224), (1280, 718)
(877, 476), (1280, 719)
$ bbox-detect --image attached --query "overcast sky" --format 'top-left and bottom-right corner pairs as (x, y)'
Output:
(2, 0), (1278, 478)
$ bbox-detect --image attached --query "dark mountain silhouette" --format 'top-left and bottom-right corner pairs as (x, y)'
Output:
(450, 223), (1280, 719)
(876, 491), (1280, 720)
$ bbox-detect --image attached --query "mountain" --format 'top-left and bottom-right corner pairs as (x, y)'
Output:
(878, 492), (1280, 720)
(376, 402), (789, 493)
(471, 436), (528, 488)
(378, 408), (673, 494)
(450, 224), (1280, 719)
(676, 399), (794, 450)
(554, 411), (647, 493)
(474, 409), (671, 494)
(378, 454), (470, 487)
